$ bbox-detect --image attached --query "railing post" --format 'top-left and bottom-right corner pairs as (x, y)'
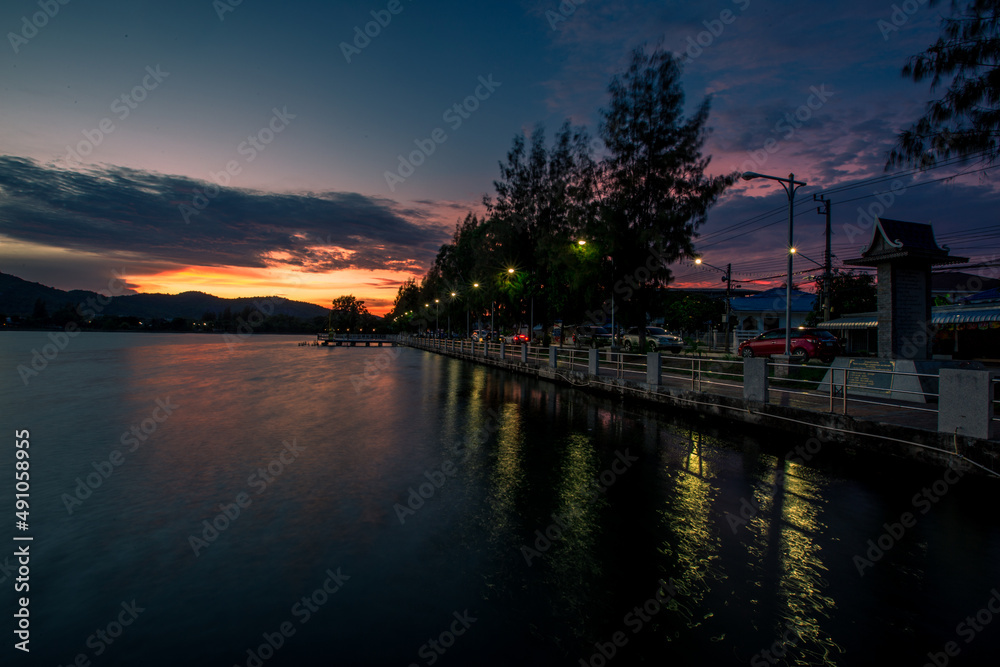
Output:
(500, 340), (506, 360)
(588, 348), (599, 377)
(743, 357), (769, 403)
(938, 369), (1000, 440)
(646, 351), (661, 386)
(549, 347), (558, 369)
(520, 343), (528, 364)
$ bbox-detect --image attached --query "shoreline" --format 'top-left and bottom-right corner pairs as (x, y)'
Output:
(401, 337), (1000, 479)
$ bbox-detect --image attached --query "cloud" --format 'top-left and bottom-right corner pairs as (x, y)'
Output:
(0, 156), (452, 275)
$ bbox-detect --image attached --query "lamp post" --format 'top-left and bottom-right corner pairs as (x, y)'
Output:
(434, 298), (440, 336)
(507, 268), (516, 339)
(695, 258), (732, 353)
(576, 239), (616, 346)
(469, 283), (478, 338)
(741, 171), (807, 356)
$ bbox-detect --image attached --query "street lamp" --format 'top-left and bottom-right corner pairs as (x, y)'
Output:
(434, 298), (440, 336)
(575, 239), (616, 346)
(468, 285), (479, 338)
(695, 257), (733, 353)
(741, 171), (807, 356)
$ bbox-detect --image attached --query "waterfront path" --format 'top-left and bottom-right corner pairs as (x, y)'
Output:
(396, 336), (999, 477)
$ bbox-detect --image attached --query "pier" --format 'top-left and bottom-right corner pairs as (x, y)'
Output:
(397, 335), (1000, 477)
(315, 333), (399, 347)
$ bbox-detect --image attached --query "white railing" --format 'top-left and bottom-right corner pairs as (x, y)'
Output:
(400, 335), (950, 422)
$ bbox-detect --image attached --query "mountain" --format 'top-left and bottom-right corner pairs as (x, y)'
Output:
(0, 273), (331, 320)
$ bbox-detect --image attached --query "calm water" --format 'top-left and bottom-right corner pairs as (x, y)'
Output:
(1, 331), (999, 666)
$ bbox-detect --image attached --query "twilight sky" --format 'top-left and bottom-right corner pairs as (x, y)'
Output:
(2, 0), (998, 314)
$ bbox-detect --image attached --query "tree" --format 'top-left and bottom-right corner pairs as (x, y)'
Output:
(597, 47), (734, 345)
(330, 295), (370, 332)
(805, 271), (876, 324)
(888, 0), (1000, 167)
(32, 298), (48, 322)
(661, 292), (722, 332)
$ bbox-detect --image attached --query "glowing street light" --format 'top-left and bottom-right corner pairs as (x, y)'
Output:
(741, 171), (807, 356)
(694, 257), (733, 353)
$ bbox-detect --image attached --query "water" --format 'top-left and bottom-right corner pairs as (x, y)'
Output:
(1, 332), (999, 666)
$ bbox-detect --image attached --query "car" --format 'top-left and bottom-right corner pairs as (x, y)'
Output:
(621, 326), (684, 354)
(570, 324), (613, 347)
(738, 327), (843, 362)
(506, 333), (529, 344)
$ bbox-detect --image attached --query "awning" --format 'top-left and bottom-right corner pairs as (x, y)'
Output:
(821, 309), (1000, 329)
(819, 317), (878, 330)
(933, 309), (1000, 325)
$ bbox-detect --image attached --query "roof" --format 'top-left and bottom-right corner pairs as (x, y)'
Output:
(963, 286), (1000, 303)
(728, 287), (816, 313)
(844, 218), (967, 267)
(933, 272), (1000, 293)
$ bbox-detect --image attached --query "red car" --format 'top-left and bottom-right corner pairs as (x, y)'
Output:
(738, 328), (842, 362)
(507, 333), (529, 344)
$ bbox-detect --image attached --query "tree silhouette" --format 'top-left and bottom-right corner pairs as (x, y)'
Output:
(889, 0), (1000, 167)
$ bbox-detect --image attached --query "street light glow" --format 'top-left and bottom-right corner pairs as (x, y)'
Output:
(577, 239), (587, 246)
(694, 258), (703, 264)
(508, 268), (515, 274)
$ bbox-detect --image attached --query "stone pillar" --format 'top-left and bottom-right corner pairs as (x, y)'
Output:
(646, 351), (661, 386)
(743, 357), (769, 403)
(938, 368), (999, 440)
(549, 347), (558, 369)
(588, 348), (599, 376)
(878, 263), (933, 360)
(520, 344), (528, 363)
(500, 340), (506, 360)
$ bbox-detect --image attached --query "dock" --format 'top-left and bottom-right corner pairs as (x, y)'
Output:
(314, 333), (399, 347)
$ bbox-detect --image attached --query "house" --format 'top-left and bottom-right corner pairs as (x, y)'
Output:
(821, 284), (1000, 359)
(932, 271), (1000, 305)
(728, 287), (816, 337)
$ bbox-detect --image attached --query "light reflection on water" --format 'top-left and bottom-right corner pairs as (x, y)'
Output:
(1, 332), (999, 666)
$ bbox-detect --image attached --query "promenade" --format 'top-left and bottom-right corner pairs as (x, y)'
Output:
(400, 335), (1000, 478)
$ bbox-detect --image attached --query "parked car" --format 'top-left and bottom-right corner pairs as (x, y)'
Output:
(621, 326), (684, 354)
(570, 324), (613, 347)
(470, 330), (489, 342)
(738, 328), (842, 362)
(506, 333), (529, 344)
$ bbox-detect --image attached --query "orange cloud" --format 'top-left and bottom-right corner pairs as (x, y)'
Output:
(129, 265), (417, 315)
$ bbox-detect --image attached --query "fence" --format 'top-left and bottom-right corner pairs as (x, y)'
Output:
(399, 335), (998, 440)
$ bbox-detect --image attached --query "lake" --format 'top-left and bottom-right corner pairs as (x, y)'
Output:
(1, 331), (998, 666)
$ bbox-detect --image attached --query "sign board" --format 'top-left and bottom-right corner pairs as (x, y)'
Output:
(846, 358), (895, 394)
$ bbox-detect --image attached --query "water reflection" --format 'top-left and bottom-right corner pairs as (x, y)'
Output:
(657, 429), (726, 638)
(746, 455), (842, 665)
(5, 335), (997, 665)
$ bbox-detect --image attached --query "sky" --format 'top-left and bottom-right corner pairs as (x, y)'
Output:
(2, 0), (999, 314)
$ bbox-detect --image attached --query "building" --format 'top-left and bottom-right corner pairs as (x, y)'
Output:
(728, 287), (816, 337)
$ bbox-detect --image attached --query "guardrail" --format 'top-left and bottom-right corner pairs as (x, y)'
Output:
(399, 335), (1000, 437)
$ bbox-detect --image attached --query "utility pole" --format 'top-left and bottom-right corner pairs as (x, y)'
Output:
(724, 263), (732, 353)
(814, 194), (832, 322)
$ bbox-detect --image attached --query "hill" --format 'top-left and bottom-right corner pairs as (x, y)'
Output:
(0, 272), (331, 320)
